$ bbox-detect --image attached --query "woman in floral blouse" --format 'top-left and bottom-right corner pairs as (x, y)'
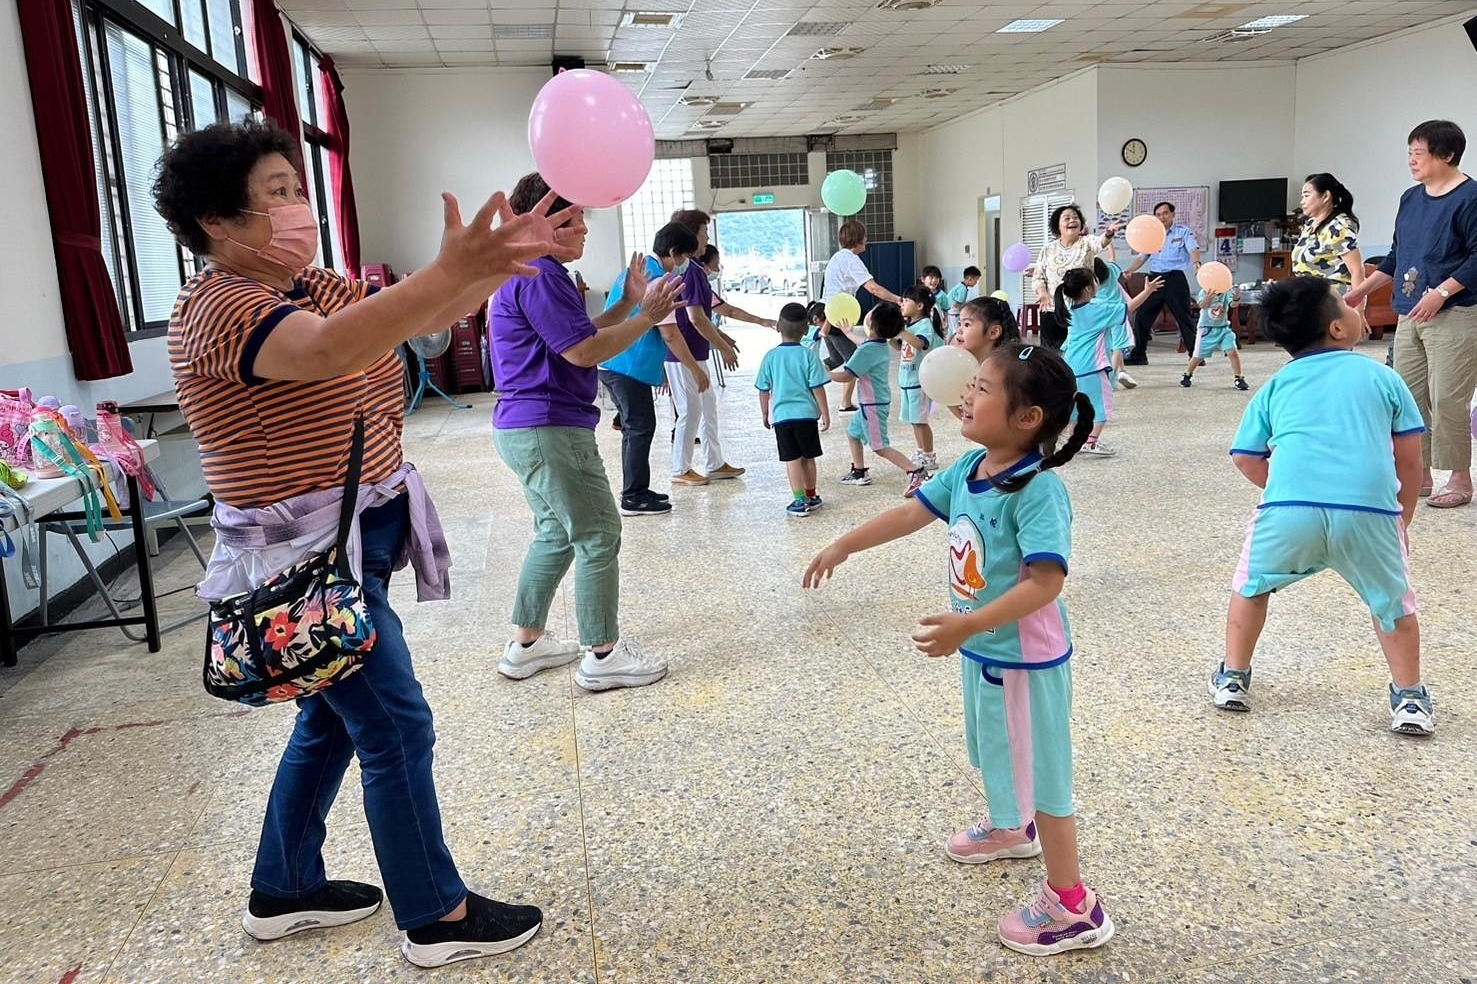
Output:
(1032, 204), (1122, 349)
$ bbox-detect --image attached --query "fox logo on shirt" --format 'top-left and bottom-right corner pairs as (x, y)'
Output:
(948, 517), (987, 605)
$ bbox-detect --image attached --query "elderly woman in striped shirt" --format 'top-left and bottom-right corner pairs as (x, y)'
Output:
(154, 119), (582, 968)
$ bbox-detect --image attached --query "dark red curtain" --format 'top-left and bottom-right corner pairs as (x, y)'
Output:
(16, 0), (132, 380)
(318, 57), (361, 276)
(249, 0), (302, 163)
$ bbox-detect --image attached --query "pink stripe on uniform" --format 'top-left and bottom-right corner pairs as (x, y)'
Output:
(1002, 670), (1036, 825)
(864, 406), (884, 450)
(1016, 565), (1070, 663)
(1097, 370), (1114, 422)
(1396, 516), (1418, 617)
(1231, 510), (1258, 592)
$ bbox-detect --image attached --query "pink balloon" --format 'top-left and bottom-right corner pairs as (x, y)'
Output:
(1125, 215), (1167, 254)
(1197, 261), (1233, 294)
(1002, 242), (1032, 274)
(528, 70), (655, 208)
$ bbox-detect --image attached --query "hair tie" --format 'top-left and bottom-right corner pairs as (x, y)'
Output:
(1018, 346), (1034, 360)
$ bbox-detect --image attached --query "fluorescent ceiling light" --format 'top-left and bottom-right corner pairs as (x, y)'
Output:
(996, 18), (1064, 33)
(1237, 14), (1306, 28)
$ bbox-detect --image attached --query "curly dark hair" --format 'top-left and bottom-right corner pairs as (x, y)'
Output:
(152, 119), (300, 256)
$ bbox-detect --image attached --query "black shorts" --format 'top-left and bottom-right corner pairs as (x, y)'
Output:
(774, 419), (823, 462)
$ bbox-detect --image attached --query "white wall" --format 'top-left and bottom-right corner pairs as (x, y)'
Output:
(1293, 13), (1477, 254)
(342, 66), (627, 292)
(913, 69), (1099, 304)
(0, 0), (67, 369)
(1097, 63), (1297, 283)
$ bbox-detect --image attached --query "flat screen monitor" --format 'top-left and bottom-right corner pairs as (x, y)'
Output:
(1218, 178), (1289, 223)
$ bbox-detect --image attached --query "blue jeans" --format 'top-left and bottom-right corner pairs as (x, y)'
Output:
(251, 496), (466, 930)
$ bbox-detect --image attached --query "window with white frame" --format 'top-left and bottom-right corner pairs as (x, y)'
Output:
(291, 32), (341, 271)
(1019, 192), (1075, 298)
(619, 158), (696, 257)
(73, 0), (259, 335)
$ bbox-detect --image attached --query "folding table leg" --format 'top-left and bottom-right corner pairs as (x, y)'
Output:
(127, 475), (161, 652)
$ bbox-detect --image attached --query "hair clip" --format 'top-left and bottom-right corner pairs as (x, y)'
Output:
(1018, 346), (1035, 360)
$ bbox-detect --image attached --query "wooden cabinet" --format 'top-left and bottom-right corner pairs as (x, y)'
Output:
(1262, 251), (1291, 282)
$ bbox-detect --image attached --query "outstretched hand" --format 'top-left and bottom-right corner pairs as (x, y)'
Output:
(621, 252), (651, 307)
(438, 191), (557, 284)
(641, 273), (683, 325)
(803, 544), (850, 588)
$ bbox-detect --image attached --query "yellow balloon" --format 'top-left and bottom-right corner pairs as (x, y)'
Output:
(990, 289), (1010, 301)
(825, 293), (861, 327)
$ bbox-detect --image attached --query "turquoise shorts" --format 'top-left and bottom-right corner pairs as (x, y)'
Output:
(1194, 325), (1237, 359)
(1109, 322), (1131, 353)
(847, 403), (891, 451)
(1233, 505), (1417, 632)
(897, 385), (935, 425)
(962, 658), (1074, 828)
(1077, 369), (1113, 424)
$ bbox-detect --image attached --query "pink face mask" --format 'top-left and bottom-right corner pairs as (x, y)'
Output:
(231, 203), (318, 271)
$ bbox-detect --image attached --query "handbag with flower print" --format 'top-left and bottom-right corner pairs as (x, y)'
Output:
(203, 417), (376, 706)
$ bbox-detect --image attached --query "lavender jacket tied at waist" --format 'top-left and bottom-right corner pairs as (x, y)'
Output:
(196, 462), (451, 603)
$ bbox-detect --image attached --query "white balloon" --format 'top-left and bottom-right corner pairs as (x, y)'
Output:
(1098, 176), (1133, 215)
(918, 345), (981, 407)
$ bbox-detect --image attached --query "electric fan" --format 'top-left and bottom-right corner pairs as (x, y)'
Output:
(406, 329), (471, 413)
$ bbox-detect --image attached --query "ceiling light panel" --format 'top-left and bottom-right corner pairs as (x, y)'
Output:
(786, 21), (851, 36)
(997, 18), (1065, 33)
(492, 23), (553, 40)
(623, 11), (684, 28)
(1238, 14), (1308, 29)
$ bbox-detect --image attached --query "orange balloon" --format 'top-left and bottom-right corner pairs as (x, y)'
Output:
(1125, 215), (1166, 254)
(1197, 261), (1233, 294)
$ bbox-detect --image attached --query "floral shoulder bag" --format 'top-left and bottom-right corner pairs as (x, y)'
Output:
(203, 416), (377, 706)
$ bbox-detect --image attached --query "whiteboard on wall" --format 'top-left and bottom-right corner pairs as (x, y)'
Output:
(1097, 185), (1211, 252)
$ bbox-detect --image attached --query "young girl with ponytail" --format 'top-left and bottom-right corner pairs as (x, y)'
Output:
(804, 344), (1115, 957)
(897, 284), (949, 480)
(1055, 268), (1142, 457)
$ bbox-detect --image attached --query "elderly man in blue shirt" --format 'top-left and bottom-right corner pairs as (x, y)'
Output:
(1125, 201), (1202, 364)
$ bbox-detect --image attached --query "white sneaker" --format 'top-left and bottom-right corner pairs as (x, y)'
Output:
(1081, 439), (1117, 457)
(498, 633), (581, 680)
(1117, 370), (1138, 389)
(575, 639), (668, 691)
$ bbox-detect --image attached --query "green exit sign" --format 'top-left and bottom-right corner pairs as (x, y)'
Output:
(751, 193), (776, 205)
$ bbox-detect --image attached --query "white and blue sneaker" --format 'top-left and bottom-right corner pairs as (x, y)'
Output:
(1209, 662), (1252, 711)
(786, 499), (812, 517)
(1389, 683), (1434, 736)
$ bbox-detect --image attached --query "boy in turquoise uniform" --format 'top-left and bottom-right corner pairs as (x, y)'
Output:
(1212, 276), (1432, 736)
(756, 303), (831, 517)
(1183, 286), (1248, 390)
(946, 266), (983, 337)
(827, 302), (925, 492)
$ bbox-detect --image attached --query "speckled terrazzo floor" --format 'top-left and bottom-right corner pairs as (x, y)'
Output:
(1, 328), (1474, 984)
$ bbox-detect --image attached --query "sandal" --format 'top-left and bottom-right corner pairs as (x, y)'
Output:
(1426, 488), (1472, 509)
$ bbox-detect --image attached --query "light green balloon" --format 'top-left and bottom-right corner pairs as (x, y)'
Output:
(822, 169), (867, 216)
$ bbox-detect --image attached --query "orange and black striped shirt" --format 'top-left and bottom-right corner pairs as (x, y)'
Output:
(168, 267), (403, 508)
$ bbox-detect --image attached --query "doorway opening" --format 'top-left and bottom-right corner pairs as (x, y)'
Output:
(711, 208), (809, 326)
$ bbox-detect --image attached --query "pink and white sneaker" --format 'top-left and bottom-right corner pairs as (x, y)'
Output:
(944, 818), (1042, 864)
(997, 880), (1115, 956)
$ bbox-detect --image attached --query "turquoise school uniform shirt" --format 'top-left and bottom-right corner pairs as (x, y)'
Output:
(947, 283), (971, 310)
(915, 450), (1074, 670)
(1230, 349), (1425, 516)
(843, 337), (893, 406)
(600, 254), (679, 386)
(1092, 261), (1128, 324)
(1197, 289), (1233, 327)
(754, 342), (828, 423)
(898, 317), (945, 388)
(1061, 300), (1120, 377)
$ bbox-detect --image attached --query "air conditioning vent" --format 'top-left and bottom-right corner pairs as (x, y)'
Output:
(623, 11), (683, 28)
(679, 93), (721, 107)
(811, 46), (865, 60)
(786, 21), (850, 36)
(920, 63), (970, 75)
(608, 61), (652, 73)
(876, 0), (941, 10)
(744, 67), (793, 80)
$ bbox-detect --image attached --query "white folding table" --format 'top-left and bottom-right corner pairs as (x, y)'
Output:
(0, 439), (162, 666)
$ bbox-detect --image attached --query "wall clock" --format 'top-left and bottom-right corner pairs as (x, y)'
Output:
(1121, 138), (1147, 167)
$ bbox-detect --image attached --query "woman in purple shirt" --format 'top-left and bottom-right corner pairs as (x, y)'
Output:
(489, 173), (682, 689)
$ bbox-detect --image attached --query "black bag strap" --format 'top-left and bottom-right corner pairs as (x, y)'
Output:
(334, 415), (366, 557)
